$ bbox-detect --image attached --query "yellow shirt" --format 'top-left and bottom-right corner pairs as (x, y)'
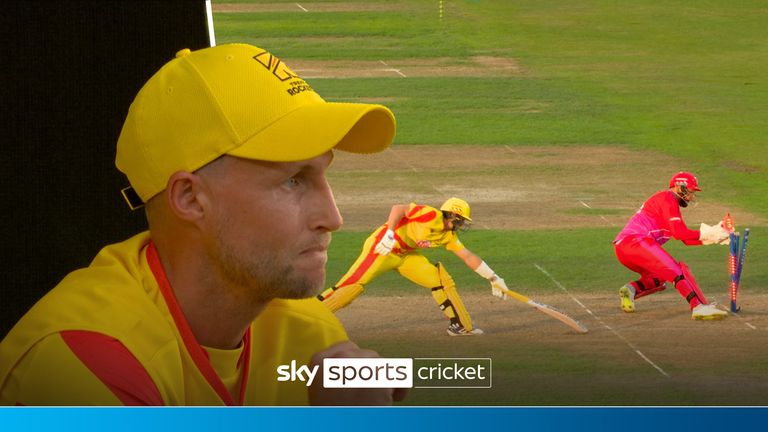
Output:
(204, 344), (244, 401)
(389, 203), (465, 255)
(0, 232), (347, 405)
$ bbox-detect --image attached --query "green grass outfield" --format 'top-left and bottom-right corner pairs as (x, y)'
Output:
(327, 228), (766, 296)
(215, 0), (768, 214)
(214, 0), (767, 293)
(214, 0), (768, 405)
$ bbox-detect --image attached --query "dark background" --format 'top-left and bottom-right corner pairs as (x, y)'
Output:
(0, 1), (210, 337)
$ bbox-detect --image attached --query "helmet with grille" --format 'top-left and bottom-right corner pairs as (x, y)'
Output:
(669, 171), (701, 192)
(440, 197), (472, 222)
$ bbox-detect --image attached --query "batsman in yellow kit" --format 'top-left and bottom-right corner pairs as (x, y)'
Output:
(318, 198), (510, 336)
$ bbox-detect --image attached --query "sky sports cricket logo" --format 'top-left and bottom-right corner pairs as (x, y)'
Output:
(276, 358), (492, 389)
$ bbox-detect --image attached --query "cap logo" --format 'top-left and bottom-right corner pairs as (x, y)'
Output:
(116, 44), (395, 207)
(252, 51), (299, 82)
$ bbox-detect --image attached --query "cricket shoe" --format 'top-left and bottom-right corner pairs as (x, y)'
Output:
(691, 303), (728, 320)
(619, 284), (636, 313)
(446, 323), (484, 336)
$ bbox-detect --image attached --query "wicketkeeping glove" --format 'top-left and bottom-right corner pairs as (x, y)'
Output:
(374, 229), (396, 255)
(491, 277), (509, 300)
(700, 221), (730, 245)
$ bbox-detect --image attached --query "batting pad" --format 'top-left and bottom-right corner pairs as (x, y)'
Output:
(435, 263), (474, 330)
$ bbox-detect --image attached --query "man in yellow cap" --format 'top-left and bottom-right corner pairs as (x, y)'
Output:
(0, 44), (404, 405)
(318, 198), (510, 336)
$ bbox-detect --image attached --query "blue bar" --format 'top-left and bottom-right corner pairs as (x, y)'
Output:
(1, 407), (768, 431)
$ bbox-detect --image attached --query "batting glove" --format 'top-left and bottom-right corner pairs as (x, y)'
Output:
(374, 229), (396, 256)
(491, 276), (509, 300)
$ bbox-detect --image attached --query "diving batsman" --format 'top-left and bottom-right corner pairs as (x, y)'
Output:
(318, 198), (509, 336)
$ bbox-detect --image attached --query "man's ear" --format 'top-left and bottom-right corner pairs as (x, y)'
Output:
(165, 171), (209, 223)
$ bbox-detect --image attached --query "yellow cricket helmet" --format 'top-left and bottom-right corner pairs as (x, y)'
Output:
(440, 197), (472, 221)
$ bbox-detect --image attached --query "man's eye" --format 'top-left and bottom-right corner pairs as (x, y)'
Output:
(284, 176), (302, 188)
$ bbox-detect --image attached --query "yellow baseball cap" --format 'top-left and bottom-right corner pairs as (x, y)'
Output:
(116, 44), (396, 207)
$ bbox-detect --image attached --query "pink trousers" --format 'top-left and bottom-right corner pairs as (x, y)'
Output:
(614, 235), (706, 308)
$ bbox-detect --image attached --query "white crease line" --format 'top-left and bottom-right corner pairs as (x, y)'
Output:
(378, 61), (406, 77)
(503, 145), (519, 154)
(534, 264), (590, 306)
(534, 263), (670, 378)
(386, 148), (420, 175)
(635, 350), (670, 378)
(296, 3), (308, 12)
(578, 199), (613, 226)
(384, 68), (407, 78)
(730, 310), (759, 330)
(569, 297), (589, 310)
(385, 149), (429, 187)
(718, 302), (759, 330)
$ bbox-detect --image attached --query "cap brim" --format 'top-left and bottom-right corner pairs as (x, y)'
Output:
(227, 102), (395, 162)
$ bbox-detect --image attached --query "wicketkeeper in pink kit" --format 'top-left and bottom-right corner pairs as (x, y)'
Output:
(614, 171), (731, 320)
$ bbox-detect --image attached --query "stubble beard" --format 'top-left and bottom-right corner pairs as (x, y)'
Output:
(214, 228), (323, 306)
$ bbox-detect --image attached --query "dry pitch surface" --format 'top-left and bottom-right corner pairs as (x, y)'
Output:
(329, 145), (765, 231)
(329, 146), (768, 405)
(337, 292), (768, 405)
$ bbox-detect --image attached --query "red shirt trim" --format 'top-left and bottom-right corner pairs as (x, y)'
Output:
(61, 330), (164, 406)
(338, 227), (388, 287)
(396, 208), (437, 229)
(146, 241), (251, 406)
